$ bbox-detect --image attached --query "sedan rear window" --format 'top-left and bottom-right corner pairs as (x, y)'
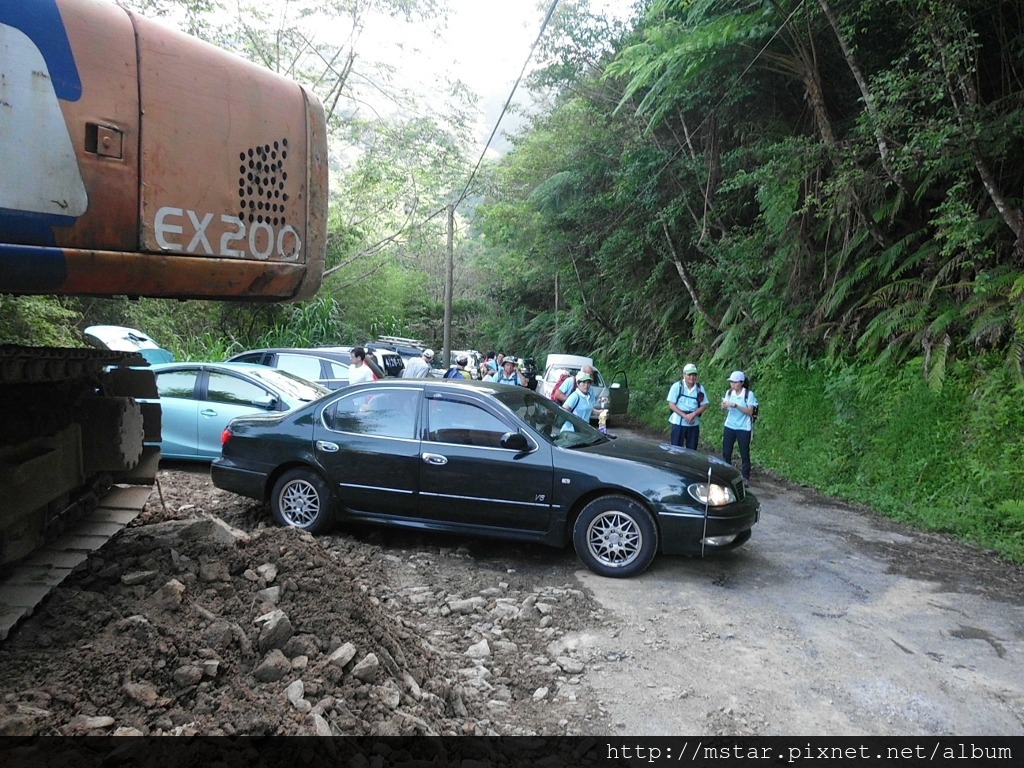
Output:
(155, 370), (197, 400)
(275, 353), (326, 382)
(322, 388), (418, 439)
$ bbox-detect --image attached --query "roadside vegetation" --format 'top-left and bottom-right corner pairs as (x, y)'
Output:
(3, 0), (1023, 561)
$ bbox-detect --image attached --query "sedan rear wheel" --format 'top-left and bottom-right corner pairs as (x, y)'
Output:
(573, 495), (658, 578)
(271, 468), (333, 534)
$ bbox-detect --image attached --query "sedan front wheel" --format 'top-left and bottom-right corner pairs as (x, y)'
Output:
(271, 468), (333, 534)
(573, 495), (658, 578)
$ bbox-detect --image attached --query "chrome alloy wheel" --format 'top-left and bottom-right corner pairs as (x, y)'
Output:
(278, 477), (322, 528)
(585, 509), (643, 568)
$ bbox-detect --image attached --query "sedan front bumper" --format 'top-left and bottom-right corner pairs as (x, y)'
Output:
(654, 494), (760, 555)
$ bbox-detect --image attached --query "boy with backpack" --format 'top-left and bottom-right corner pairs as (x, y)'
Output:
(444, 354), (471, 379)
(667, 362), (709, 450)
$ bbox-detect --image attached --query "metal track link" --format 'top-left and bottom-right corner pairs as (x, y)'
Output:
(0, 482), (154, 641)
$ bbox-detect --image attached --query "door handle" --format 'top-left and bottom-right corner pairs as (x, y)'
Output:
(200, 409), (217, 417)
(421, 452), (447, 466)
(316, 440), (339, 453)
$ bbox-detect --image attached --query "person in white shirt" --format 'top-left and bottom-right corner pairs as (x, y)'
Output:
(721, 370), (759, 487)
(347, 347), (376, 385)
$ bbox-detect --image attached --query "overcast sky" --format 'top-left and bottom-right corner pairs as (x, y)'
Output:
(364, 0), (639, 152)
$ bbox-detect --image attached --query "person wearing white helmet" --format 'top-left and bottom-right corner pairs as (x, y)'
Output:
(493, 355), (527, 386)
(444, 354), (471, 379)
(402, 348), (434, 378)
(562, 371), (597, 420)
(721, 370), (758, 487)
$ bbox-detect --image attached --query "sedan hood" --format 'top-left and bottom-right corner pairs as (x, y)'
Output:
(580, 437), (732, 479)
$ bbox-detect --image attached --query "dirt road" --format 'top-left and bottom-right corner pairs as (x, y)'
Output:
(2, 428), (1022, 736)
(560, 438), (1024, 735)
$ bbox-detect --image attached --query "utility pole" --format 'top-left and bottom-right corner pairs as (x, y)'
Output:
(442, 203), (454, 370)
(554, 272), (559, 338)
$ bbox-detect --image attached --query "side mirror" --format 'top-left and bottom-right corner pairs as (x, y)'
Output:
(254, 396), (279, 410)
(610, 382), (620, 389)
(500, 431), (529, 451)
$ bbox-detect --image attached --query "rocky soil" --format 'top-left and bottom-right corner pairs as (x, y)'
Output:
(0, 467), (610, 736)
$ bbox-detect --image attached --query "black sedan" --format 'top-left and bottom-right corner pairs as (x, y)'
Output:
(211, 380), (760, 577)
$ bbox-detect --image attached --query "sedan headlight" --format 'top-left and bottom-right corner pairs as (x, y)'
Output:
(687, 482), (737, 506)
(596, 394), (611, 410)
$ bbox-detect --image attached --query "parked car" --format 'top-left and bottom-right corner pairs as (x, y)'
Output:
(147, 362), (328, 460)
(84, 325), (174, 364)
(537, 353), (630, 420)
(212, 379), (759, 577)
(373, 335), (429, 364)
(226, 347), (355, 389)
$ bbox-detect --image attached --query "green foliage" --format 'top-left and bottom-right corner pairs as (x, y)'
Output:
(0, 296), (81, 346)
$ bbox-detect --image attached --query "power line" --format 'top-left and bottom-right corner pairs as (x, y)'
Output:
(455, 0), (561, 205)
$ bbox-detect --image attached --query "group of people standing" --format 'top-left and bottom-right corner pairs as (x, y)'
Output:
(473, 352), (534, 387)
(667, 363), (758, 487)
(398, 348), (537, 385)
(478, 354), (605, 430)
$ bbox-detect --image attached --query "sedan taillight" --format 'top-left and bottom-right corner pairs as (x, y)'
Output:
(220, 427), (232, 446)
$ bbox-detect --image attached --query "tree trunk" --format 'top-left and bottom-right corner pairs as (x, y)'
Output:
(661, 221), (719, 330)
(817, 0), (904, 189)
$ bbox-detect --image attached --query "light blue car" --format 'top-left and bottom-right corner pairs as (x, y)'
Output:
(146, 362), (329, 460)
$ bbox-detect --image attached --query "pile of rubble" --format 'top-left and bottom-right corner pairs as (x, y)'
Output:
(0, 470), (610, 736)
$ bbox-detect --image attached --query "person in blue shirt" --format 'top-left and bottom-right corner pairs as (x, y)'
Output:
(561, 371), (596, 429)
(721, 370), (758, 487)
(667, 362), (708, 450)
(553, 364), (594, 404)
(494, 356), (527, 386)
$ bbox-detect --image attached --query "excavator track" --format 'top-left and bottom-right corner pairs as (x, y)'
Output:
(0, 345), (160, 640)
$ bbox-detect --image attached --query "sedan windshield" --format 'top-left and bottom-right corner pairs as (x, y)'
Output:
(249, 368), (330, 403)
(494, 389), (608, 448)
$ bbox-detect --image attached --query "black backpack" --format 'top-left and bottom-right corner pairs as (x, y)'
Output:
(675, 381), (705, 411)
(743, 377), (759, 424)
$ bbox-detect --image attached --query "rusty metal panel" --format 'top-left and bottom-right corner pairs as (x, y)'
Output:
(296, 86), (328, 301)
(1, 0), (325, 302)
(1, 0), (140, 252)
(61, 249), (309, 299)
(135, 13), (313, 272)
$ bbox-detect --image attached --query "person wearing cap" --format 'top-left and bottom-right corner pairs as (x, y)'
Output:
(667, 362), (708, 450)
(444, 354), (471, 379)
(721, 370), (758, 487)
(493, 355), (527, 386)
(402, 348), (434, 378)
(553, 364), (595, 404)
(560, 371), (596, 428)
